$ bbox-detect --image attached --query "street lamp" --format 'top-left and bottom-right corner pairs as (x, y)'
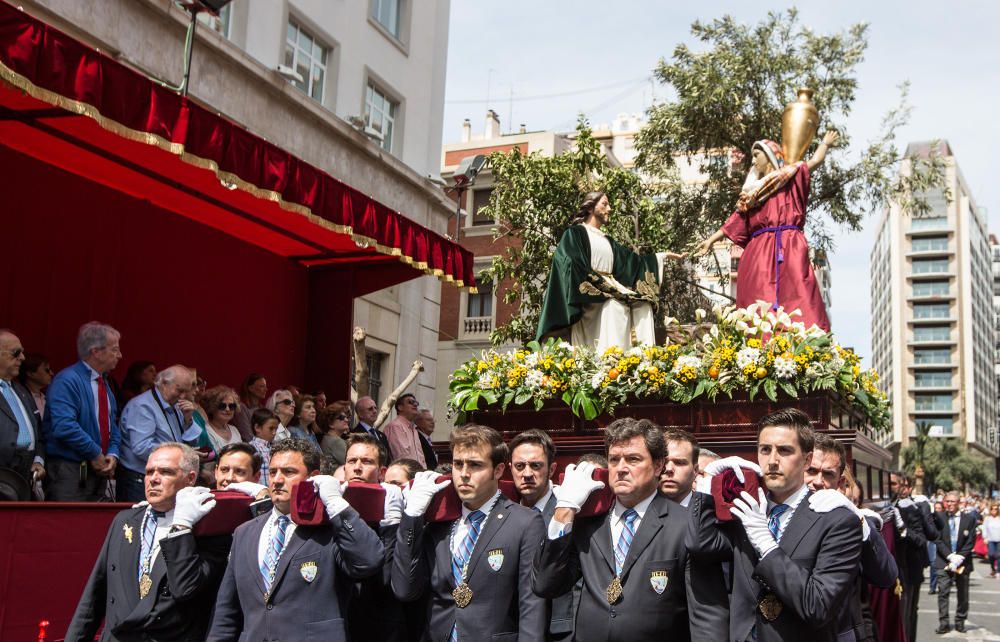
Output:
(447, 155), (487, 242)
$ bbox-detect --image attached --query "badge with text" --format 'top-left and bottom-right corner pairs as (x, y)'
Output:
(649, 570), (668, 595)
(300, 561), (318, 583)
(123, 524), (133, 544)
(487, 549), (504, 572)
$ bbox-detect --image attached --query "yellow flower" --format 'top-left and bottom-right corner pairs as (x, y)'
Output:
(747, 338), (762, 349)
(476, 360), (489, 372)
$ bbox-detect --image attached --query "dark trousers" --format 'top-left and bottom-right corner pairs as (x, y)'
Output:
(937, 569), (970, 625)
(115, 466), (146, 503)
(900, 581), (921, 642)
(45, 458), (108, 502)
(928, 542), (938, 590)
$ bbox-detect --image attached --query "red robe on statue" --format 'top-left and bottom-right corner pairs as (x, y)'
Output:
(721, 163), (831, 331)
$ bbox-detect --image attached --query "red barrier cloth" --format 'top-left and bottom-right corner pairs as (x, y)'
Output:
(868, 518), (906, 642)
(191, 490), (255, 537)
(291, 481), (387, 525)
(555, 467), (615, 517)
(711, 468), (762, 521)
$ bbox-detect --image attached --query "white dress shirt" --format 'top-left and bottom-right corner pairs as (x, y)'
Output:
(257, 508), (299, 568)
(768, 484), (809, 542)
(609, 490), (658, 549)
(526, 484), (555, 513)
(0, 379), (42, 465)
(450, 491), (502, 558)
(140, 508), (176, 567)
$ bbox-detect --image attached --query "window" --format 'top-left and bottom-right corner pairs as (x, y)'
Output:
(911, 258), (949, 274)
(470, 188), (493, 226)
(910, 217), (947, 231)
(365, 82), (397, 152)
(912, 281), (949, 297)
(915, 371), (951, 387)
(914, 348), (951, 364)
(913, 326), (950, 342)
(912, 236), (948, 252)
(913, 303), (950, 319)
(285, 20), (328, 102)
(365, 352), (385, 405)
(371, 0), (401, 38)
(915, 417), (954, 435)
(466, 282), (494, 318)
(914, 394), (952, 411)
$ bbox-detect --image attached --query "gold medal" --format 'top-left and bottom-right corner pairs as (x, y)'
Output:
(138, 573), (153, 599)
(452, 581), (473, 608)
(758, 592), (782, 621)
(606, 576), (623, 604)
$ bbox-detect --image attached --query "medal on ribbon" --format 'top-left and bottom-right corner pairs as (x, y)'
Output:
(138, 573), (153, 599)
(758, 592), (783, 621)
(606, 576), (623, 604)
(453, 581), (473, 608)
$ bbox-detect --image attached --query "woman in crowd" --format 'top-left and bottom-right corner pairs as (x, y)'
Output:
(17, 353), (52, 418)
(984, 504), (1000, 578)
(249, 408), (280, 486)
(235, 373), (267, 441)
(265, 389), (296, 441)
(119, 360), (156, 406)
(318, 402), (351, 467)
(201, 385), (243, 456)
(290, 394), (321, 449)
(384, 458), (423, 490)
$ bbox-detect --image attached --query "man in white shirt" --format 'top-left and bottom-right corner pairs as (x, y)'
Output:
(67, 442), (227, 641)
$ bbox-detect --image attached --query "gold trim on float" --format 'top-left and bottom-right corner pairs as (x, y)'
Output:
(0, 61), (475, 292)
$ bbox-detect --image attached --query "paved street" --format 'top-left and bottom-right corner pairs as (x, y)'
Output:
(919, 565), (1000, 641)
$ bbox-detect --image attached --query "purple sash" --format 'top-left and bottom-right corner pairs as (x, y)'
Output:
(750, 225), (802, 311)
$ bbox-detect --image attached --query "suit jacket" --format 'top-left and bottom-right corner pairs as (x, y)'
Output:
(207, 507), (385, 642)
(892, 500), (929, 583)
(349, 523), (408, 642)
(0, 379), (44, 468)
(533, 492), (692, 641)
(933, 511), (976, 572)
(352, 422), (393, 462)
(838, 515), (899, 642)
(393, 495), (547, 641)
(689, 490), (862, 642)
(119, 388), (201, 474)
(684, 493), (731, 642)
(43, 361), (120, 462)
(419, 432), (439, 471)
(65, 507), (231, 642)
(538, 491), (576, 638)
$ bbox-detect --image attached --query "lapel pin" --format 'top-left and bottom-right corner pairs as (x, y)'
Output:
(123, 524), (133, 544)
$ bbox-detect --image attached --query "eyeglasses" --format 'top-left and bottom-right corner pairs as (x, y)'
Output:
(335, 414), (350, 421)
(217, 402), (238, 411)
(406, 399), (419, 406)
(4, 348), (23, 359)
(277, 399), (294, 406)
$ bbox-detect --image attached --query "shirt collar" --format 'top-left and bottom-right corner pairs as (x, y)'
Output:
(679, 491), (693, 508)
(771, 484), (809, 512)
(527, 483), (554, 511)
(612, 488), (658, 523)
(84, 361), (101, 380)
(462, 490), (502, 520)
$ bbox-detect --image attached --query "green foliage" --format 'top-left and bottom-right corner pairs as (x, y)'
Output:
(901, 437), (995, 493)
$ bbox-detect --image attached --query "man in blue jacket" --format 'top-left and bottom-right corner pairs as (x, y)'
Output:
(44, 322), (123, 501)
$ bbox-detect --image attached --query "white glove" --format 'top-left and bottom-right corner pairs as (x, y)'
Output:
(897, 498), (915, 509)
(553, 462), (605, 511)
(694, 475), (713, 495)
(404, 470), (452, 517)
(227, 481), (268, 499)
(912, 494), (930, 505)
(380, 482), (404, 527)
(172, 486), (217, 529)
(311, 475), (350, 519)
(947, 553), (965, 572)
(703, 456), (762, 484)
(808, 489), (870, 541)
(858, 508), (884, 532)
(731, 489), (778, 558)
(892, 507), (905, 529)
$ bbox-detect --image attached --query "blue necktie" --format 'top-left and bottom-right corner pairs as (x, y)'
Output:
(1, 381), (32, 449)
(138, 510), (162, 580)
(614, 508), (639, 576)
(261, 515), (290, 592)
(951, 515), (959, 552)
(768, 504), (789, 541)
(450, 510), (486, 642)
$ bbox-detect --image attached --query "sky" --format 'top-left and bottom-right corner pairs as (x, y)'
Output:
(441, 1), (1000, 365)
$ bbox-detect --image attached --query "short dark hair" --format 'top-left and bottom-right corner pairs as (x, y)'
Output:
(251, 408), (279, 435)
(269, 438), (321, 473)
(450, 424), (508, 467)
(217, 442), (263, 474)
(604, 417), (665, 461)
(388, 457), (424, 480)
(17, 352), (49, 387)
(345, 433), (388, 467)
(813, 434), (846, 475)
(663, 428), (700, 463)
(395, 393), (416, 412)
(577, 453), (608, 468)
(757, 408), (815, 454)
(509, 429), (556, 465)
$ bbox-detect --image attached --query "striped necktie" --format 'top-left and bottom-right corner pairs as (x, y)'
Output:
(614, 508), (639, 576)
(138, 509), (162, 580)
(768, 504), (789, 541)
(450, 510), (486, 642)
(261, 515), (290, 591)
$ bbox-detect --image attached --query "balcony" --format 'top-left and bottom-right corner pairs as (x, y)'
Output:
(461, 316), (493, 340)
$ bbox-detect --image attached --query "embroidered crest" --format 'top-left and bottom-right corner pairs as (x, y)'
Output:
(300, 561), (317, 583)
(123, 524), (133, 544)
(487, 549), (504, 572)
(649, 570), (668, 595)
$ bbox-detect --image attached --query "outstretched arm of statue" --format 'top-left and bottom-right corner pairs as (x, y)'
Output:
(693, 229), (727, 257)
(806, 130), (839, 172)
(664, 250), (687, 260)
(373, 360), (425, 429)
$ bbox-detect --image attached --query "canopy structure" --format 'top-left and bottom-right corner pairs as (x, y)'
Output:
(0, 2), (473, 394)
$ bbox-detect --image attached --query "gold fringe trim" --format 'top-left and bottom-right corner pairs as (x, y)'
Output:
(0, 59), (475, 291)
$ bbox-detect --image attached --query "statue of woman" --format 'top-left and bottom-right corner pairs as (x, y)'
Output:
(694, 131), (839, 331)
(536, 191), (684, 352)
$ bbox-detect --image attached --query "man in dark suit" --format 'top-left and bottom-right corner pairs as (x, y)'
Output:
(533, 418), (694, 641)
(352, 395), (392, 461)
(66, 442), (229, 641)
(805, 435), (898, 641)
(890, 471), (932, 641)
(207, 438), (385, 642)
(415, 408), (439, 470)
(44, 321), (122, 501)
(510, 429), (575, 640)
(934, 490), (976, 634)
(694, 408), (862, 642)
(0, 330), (45, 485)
(393, 424), (546, 641)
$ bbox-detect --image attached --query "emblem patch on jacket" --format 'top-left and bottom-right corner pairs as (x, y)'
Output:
(488, 549), (505, 572)
(300, 561), (318, 583)
(649, 570), (668, 595)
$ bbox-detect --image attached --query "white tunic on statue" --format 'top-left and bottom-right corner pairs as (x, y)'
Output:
(571, 224), (666, 354)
